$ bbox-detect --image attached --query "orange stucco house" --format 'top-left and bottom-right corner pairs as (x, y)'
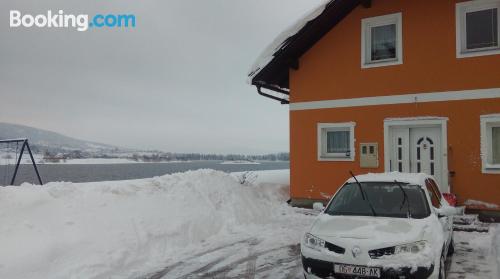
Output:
(249, 0), (500, 207)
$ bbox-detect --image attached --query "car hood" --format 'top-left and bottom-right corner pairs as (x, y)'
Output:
(310, 214), (431, 245)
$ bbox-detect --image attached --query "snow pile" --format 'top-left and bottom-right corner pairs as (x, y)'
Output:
(0, 169), (300, 279)
(464, 199), (499, 209)
(247, 0), (332, 83)
(232, 169), (289, 185)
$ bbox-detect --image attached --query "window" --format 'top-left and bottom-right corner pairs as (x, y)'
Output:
(318, 123), (355, 161)
(494, 127), (500, 163)
(361, 13), (403, 68)
(456, 0), (500, 58)
(428, 179), (443, 202)
(325, 182), (430, 219)
(480, 114), (500, 173)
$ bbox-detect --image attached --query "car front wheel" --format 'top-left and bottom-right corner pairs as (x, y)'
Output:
(447, 238), (454, 256)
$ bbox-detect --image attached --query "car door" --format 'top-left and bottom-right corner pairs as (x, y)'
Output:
(428, 179), (454, 240)
(425, 179), (453, 247)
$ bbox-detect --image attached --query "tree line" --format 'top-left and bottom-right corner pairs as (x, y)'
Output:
(40, 149), (289, 162)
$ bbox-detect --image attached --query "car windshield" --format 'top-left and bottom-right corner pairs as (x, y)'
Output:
(325, 182), (431, 219)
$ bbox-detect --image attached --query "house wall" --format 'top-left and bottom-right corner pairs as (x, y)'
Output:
(290, 0), (500, 103)
(290, 100), (500, 205)
(288, 0), (500, 205)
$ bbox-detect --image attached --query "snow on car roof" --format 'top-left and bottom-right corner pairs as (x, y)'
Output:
(346, 172), (431, 185)
(247, 0), (333, 83)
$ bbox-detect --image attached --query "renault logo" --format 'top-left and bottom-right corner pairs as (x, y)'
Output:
(351, 246), (362, 258)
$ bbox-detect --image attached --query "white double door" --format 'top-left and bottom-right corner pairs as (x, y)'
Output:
(389, 127), (443, 188)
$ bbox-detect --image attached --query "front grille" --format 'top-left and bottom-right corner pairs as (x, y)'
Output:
(368, 246), (395, 259)
(325, 241), (345, 254)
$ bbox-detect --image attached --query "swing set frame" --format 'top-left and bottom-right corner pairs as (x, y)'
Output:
(0, 138), (43, 186)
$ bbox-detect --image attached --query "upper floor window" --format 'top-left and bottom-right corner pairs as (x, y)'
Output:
(456, 0), (500, 58)
(480, 114), (500, 173)
(317, 123), (355, 161)
(361, 13), (403, 68)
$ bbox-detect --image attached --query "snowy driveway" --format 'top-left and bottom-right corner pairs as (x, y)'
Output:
(141, 238), (301, 279)
(141, 219), (499, 279)
(448, 225), (499, 279)
(138, 208), (317, 279)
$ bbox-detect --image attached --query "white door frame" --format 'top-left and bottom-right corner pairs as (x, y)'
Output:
(384, 117), (449, 192)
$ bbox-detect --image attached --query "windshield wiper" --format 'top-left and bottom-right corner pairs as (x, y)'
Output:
(349, 171), (377, 216)
(394, 180), (412, 219)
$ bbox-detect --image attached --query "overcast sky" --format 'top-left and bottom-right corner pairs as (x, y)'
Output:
(0, 0), (321, 154)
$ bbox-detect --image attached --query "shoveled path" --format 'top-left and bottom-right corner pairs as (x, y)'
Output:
(140, 237), (302, 279)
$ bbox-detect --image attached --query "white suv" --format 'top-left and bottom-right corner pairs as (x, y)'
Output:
(301, 172), (456, 279)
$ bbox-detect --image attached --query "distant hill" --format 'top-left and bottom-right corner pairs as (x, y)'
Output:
(0, 123), (289, 163)
(0, 122), (117, 152)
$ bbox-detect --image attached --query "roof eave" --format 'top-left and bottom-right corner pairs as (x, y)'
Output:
(251, 0), (361, 91)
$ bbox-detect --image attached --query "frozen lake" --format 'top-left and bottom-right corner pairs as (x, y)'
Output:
(0, 161), (289, 185)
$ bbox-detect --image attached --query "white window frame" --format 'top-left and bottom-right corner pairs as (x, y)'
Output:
(317, 122), (356, 161)
(361, 12), (403, 68)
(480, 114), (500, 173)
(456, 0), (500, 58)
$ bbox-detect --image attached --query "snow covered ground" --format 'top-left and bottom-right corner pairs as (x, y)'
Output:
(42, 158), (146, 164)
(220, 160), (261, 165)
(448, 225), (499, 279)
(0, 169), (498, 279)
(0, 169), (314, 279)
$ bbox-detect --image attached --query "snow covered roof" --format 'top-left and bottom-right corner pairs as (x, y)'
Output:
(247, 0), (361, 91)
(346, 172), (432, 186)
(247, 0), (332, 84)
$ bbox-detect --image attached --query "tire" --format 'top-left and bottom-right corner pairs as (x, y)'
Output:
(438, 253), (446, 279)
(447, 238), (454, 256)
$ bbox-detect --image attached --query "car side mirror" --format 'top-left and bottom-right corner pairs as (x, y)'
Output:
(313, 202), (325, 212)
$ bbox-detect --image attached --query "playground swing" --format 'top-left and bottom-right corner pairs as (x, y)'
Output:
(0, 138), (43, 186)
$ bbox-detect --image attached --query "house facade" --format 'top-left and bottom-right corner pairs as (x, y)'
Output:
(249, 0), (500, 207)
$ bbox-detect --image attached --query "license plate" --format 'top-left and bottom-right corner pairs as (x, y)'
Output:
(334, 264), (381, 278)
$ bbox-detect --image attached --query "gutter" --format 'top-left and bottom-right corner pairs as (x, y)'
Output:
(256, 84), (290, 105)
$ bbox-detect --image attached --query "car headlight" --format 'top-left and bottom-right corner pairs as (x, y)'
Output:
(303, 233), (325, 251)
(395, 241), (427, 254)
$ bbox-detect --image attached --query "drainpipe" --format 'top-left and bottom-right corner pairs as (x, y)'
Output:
(256, 84), (290, 104)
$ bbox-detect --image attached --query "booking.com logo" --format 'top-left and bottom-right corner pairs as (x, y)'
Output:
(9, 10), (136, 31)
